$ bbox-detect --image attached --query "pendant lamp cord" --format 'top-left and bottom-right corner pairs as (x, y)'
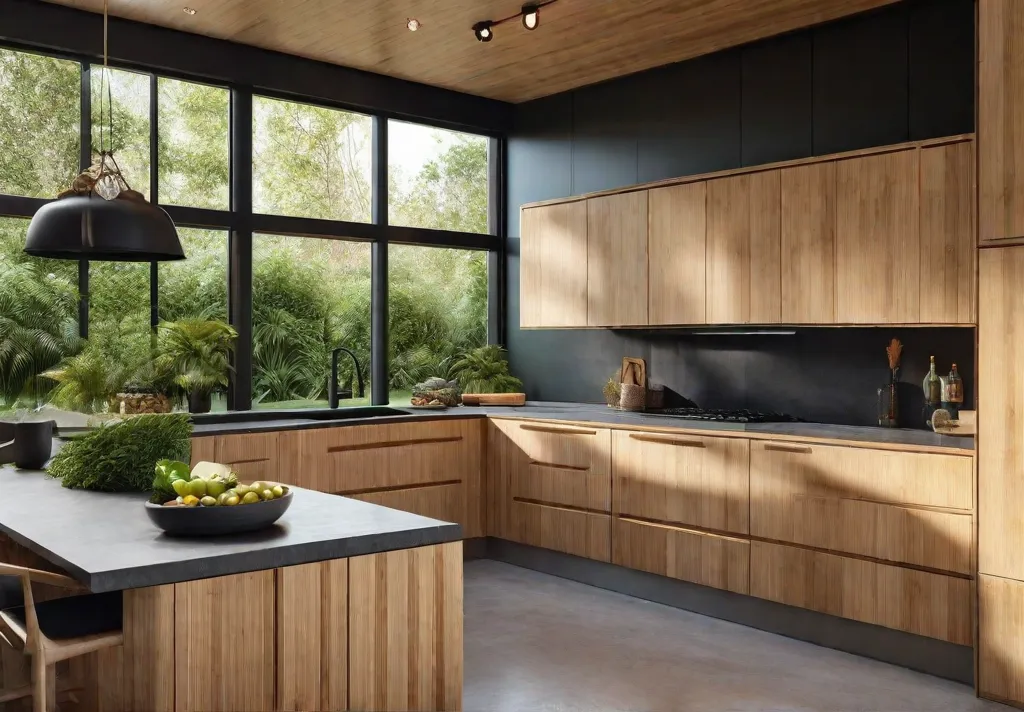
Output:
(96, 0), (132, 191)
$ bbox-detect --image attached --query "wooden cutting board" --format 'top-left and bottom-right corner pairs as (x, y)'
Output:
(462, 393), (527, 406)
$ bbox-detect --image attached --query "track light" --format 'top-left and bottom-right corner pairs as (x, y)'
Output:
(473, 21), (494, 42)
(522, 4), (540, 30)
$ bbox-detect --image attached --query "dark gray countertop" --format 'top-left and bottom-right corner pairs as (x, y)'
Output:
(0, 465), (461, 593)
(191, 401), (974, 451)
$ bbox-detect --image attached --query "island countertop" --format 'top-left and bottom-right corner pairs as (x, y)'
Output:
(0, 463), (462, 593)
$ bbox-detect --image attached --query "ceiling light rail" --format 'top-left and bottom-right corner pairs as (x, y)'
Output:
(473, 0), (557, 42)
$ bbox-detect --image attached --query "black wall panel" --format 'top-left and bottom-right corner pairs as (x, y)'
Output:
(812, 4), (910, 154)
(505, 0), (976, 427)
(741, 34), (813, 166)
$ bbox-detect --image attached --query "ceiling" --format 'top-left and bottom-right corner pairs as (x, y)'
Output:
(44, 0), (901, 103)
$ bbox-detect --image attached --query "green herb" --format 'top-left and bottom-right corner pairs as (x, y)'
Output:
(48, 414), (192, 492)
(450, 345), (523, 394)
(151, 459), (190, 503)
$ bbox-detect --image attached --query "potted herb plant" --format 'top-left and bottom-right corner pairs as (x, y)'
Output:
(156, 319), (237, 414)
(450, 345), (523, 394)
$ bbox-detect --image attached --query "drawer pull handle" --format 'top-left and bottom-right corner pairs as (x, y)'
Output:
(519, 424), (597, 436)
(764, 443), (812, 454)
(629, 434), (705, 448)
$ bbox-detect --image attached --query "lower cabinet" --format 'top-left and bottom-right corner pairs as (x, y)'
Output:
(979, 574), (1024, 705)
(347, 483), (465, 529)
(749, 540), (971, 645)
(613, 516), (749, 594)
(513, 500), (611, 562)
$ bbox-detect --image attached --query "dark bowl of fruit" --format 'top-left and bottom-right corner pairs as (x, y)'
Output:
(146, 478), (294, 537)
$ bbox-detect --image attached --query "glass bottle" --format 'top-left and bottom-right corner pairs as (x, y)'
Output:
(922, 355), (942, 426)
(942, 363), (964, 419)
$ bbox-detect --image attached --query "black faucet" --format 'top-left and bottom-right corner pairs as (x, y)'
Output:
(330, 347), (365, 408)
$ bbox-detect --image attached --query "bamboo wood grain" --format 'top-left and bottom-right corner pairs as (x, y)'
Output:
(512, 500), (611, 562)
(174, 571), (275, 712)
(648, 182), (707, 325)
(348, 542), (463, 712)
(520, 202), (588, 328)
(612, 430), (749, 535)
(979, 246), (1024, 580)
(214, 432), (281, 485)
(613, 517), (749, 594)
(750, 442), (973, 574)
(979, 0), (1024, 242)
(750, 540), (971, 645)
(780, 161), (836, 323)
(587, 192), (649, 327)
(319, 559), (348, 712)
(979, 574), (1024, 704)
(121, 586), (174, 712)
(919, 141), (976, 323)
(188, 437), (216, 468)
(348, 482), (466, 526)
(834, 149), (920, 323)
(276, 563), (323, 712)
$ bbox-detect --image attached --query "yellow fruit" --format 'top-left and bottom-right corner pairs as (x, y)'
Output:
(189, 479), (208, 498)
(225, 495), (240, 506)
(249, 481), (264, 493)
(200, 496), (217, 507)
(216, 492), (231, 506)
(171, 479), (191, 497)
(242, 491), (260, 505)
(235, 485), (250, 497)
(260, 488), (274, 501)
(271, 485), (285, 499)
(182, 495), (200, 507)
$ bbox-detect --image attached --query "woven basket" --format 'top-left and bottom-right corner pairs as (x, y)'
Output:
(619, 383), (646, 411)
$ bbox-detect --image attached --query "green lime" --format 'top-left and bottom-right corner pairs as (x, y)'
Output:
(242, 491), (260, 505)
(200, 496), (217, 507)
(225, 495), (240, 506)
(260, 488), (274, 501)
(235, 484), (250, 497)
(189, 479), (208, 498)
(216, 492), (231, 506)
(206, 479), (227, 498)
(271, 485), (284, 499)
(250, 481), (265, 493)
(171, 479), (191, 497)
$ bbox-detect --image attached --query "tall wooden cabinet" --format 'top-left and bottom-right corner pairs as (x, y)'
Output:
(587, 191), (649, 327)
(648, 182), (706, 325)
(519, 201), (589, 327)
(780, 162), (835, 323)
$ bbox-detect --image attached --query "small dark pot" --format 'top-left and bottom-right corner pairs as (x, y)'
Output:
(0, 421), (55, 469)
(188, 390), (213, 414)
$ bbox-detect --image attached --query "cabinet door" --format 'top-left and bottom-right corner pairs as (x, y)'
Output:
(214, 432), (283, 484)
(612, 430), (749, 534)
(520, 201), (588, 327)
(919, 141), (976, 324)
(980, 0), (1024, 242)
(979, 574), (1024, 704)
(587, 192), (648, 326)
(835, 150), (920, 323)
(781, 162), (835, 323)
(648, 182), (706, 325)
(706, 171), (781, 324)
(980, 246), (1024, 580)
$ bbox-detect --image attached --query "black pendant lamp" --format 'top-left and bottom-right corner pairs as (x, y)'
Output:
(24, 0), (184, 263)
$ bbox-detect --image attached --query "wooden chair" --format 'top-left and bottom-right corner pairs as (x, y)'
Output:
(0, 563), (123, 712)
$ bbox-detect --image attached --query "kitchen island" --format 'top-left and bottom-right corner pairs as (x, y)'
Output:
(0, 462), (463, 712)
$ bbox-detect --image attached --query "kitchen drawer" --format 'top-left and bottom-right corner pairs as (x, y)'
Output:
(512, 458), (609, 513)
(613, 516), (749, 594)
(749, 439), (973, 511)
(511, 500), (610, 562)
(299, 419), (481, 494)
(494, 419), (611, 474)
(750, 540), (971, 645)
(613, 430), (749, 534)
(347, 483), (465, 526)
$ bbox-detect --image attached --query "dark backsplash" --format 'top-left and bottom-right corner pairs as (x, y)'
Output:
(504, 0), (976, 429)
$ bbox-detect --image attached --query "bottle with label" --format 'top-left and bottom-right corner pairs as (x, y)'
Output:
(922, 355), (942, 426)
(942, 363), (964, 419)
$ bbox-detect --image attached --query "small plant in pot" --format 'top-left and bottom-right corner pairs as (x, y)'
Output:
(450, 345), (523, 394)
(113, 359), (177, 414)
(156, 319), (237, 414)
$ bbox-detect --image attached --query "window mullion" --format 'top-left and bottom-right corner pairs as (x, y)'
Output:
(371, 116), (389, 405)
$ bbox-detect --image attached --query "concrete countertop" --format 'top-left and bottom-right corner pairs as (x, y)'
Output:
(190, 401), (974, 451)
(0, 464), (461, 593)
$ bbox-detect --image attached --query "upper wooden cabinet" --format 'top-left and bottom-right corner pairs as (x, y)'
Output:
(520, 201), (588, 328)
(780, 162), (835, 323)
(648, 182), (706, 325)
(835, 149), (920, 324)
(706, 171), (781, 324)
(980, 0), (1024, 242)
(587, 192), (649, 327)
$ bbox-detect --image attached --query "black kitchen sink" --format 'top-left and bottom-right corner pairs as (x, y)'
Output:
(193, 406), (412, 425)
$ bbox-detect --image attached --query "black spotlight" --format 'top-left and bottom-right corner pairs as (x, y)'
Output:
(473, 21), (494, 42)
(522, 3), (540, 30)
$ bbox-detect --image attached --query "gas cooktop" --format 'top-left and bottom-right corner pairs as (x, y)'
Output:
(645, 408), (801, 424)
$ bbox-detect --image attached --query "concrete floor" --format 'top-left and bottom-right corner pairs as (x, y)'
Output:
(464, 560), (1008, 712)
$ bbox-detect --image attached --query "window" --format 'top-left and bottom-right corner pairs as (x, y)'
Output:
(158, 78), (230, 210)
(158, 228), (228, 322)
(0, 217), (79, 410)
(91, 67), (150, 198)
(252, 234), (371, 410)
(388, 120), (490, 234)
(0, 48), (80, 199)
(253, 96), (372, 222)
(388, 245), (488, 405)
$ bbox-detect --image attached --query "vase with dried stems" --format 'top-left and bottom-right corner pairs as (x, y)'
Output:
(878, 338), (902, 428)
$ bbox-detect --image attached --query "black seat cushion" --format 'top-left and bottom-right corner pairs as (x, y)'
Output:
(3, 590), (122, 640)
(0, 575), (24, 610)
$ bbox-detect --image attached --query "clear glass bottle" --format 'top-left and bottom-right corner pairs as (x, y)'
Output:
(922, 356), (942, 406)
(942, 363), (964, 419)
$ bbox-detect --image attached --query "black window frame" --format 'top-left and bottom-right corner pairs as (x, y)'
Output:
(0, 39), (506, 411)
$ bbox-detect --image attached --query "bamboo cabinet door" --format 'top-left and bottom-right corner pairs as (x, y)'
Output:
(834, 149), (920, 323)
(780, 162), (835, 323)
(520, 201), (588, 327)
(648, 182), (706, 325)
(587, 191), (649, 327)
